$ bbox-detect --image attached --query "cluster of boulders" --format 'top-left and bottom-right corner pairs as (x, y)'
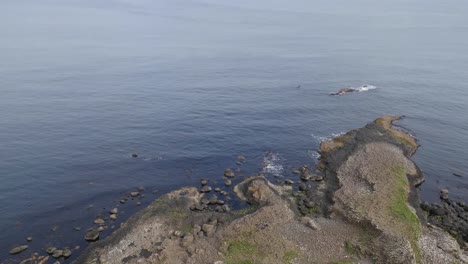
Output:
(192, 157), (248, 214)
(45, 246), (72, 259)
(120, 187), (145, 206)
(421, 189), (468, 247)
(191, 178), (231, 213)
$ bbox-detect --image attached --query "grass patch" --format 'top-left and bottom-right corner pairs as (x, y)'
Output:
(282, 250), (299, 264)
(344, 241), (360, 256)
(225, 240), (258, 264)
(390, 166), (421, 263)
(168, 210), (189, 218)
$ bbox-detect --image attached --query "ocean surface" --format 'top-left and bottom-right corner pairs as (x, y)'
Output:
(1, 0), (468, 262)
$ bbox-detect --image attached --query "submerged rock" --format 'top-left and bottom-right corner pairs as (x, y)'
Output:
(9, 245), (28, 255)
(440, 188), (449, 200)
(224, 168), (235, 178)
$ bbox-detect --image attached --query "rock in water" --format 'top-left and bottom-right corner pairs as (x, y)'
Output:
(440, 188), (449, 200)
(85, 229), (100, 241)
(94, 218), (105, 225)
(9, 245), (28, 255)
(131, 153), (138, 158)
(330, 87), (357, 96)
(110, 208), (118, 214)
(46, 247), (57, 254)
(200, 186), (212, 193)
(52, 249), (64, 259)
(224, 168), (235, 178)
(63, 248), (72, 258)
(200, 179), (208, 185)
(224, 179), (232, 186)
(130, 191), (140, 197)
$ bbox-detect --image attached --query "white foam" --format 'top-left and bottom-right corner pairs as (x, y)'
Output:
(311, 132), (346, 143)
(354, 84), (377, 92)
(307, 150), (321, 160)
(262, 152), (284, 177)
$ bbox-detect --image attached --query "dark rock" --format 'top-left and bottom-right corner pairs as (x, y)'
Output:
(330, 87), (357, 96)
(224, 169), (235, 178)
(284, 179), (294, 185)
(200, 179), (208, 186)
(200, 186), (212, 193)
(298, 182), (306, 191)
(84, 229), (100, 241)
(46, 247), (57, 254)
(453, 172), (464, 178)
(131, 153), (138, 158)
(9, 245), (28, 255)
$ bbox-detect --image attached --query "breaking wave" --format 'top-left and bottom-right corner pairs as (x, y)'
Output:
(262, 152), (284, 177)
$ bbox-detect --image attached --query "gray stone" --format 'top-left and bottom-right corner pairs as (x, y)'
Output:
(224, 179), (232, 186)
(94, 218), (105, 225)
(63, 248), (72, 258)
(224, 169), (235, 178)
(440, 189), (449, 200)
(52, 249), (64, 258)
(200, 186), (212, 193)
(46, 246), (57, 254)
(84, 229), (100, 241)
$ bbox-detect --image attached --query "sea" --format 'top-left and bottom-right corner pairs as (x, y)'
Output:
(1, 0), (467, 262)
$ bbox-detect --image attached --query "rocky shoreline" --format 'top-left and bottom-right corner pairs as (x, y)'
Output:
(10, 117), (468, 264)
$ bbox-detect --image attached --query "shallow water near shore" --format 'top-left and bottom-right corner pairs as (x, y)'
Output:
(1, 0), (468, 262)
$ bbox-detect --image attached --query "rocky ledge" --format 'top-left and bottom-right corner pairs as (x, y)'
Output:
(74, 116), (468, 264)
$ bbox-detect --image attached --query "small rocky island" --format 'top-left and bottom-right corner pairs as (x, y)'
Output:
(65, 117), (468, 263)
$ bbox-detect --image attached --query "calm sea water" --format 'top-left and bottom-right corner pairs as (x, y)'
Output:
(1, 0), (468, 262)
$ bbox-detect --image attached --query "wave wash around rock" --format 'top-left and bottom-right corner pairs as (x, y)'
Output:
(74, 116), (468, 264)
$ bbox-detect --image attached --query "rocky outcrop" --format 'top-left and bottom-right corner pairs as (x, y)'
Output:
(74, 116), (467, 264)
